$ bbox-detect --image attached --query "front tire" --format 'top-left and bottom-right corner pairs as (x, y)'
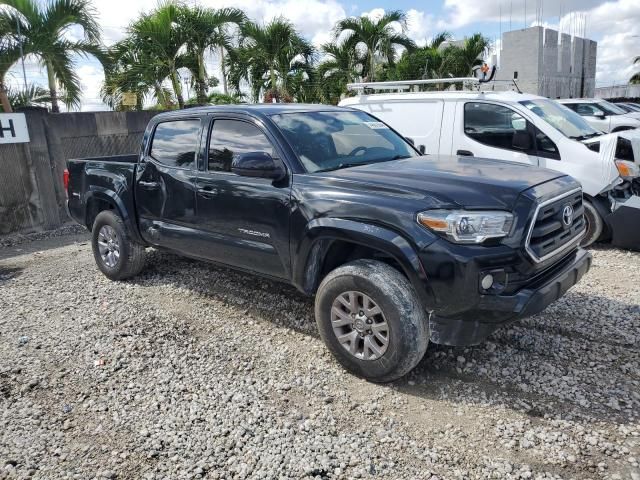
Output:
(315, 259), (429, 383)
(91, 210), (146, 280)
(581, 199), (604, 247)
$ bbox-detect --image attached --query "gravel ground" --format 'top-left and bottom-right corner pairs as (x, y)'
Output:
(0, 230), (639, 480)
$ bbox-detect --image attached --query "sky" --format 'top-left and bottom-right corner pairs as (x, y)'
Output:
(5, 0), (640, 111)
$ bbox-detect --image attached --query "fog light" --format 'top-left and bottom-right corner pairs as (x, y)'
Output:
(481, 274), (494, 290)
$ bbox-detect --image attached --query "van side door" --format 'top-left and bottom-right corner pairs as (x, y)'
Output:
(453, 101), (539, 165)
(192, 114), (291, 279)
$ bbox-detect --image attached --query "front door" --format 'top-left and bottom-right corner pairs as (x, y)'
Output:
(192, 115), (291, 279)
(135, 118), (202, 252)
(454, 101), (539, 166)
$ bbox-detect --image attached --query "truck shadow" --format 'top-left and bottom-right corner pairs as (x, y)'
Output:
(136, 249), (639, 427)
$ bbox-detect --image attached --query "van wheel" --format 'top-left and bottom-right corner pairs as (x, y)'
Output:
(315, 259), (429, 383)
(91, 210), (146, 280)
(581, 199), (604, 247)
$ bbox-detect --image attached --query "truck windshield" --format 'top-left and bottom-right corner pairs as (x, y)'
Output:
(520, 99), (601, 140)
(270, 110), (418, 173)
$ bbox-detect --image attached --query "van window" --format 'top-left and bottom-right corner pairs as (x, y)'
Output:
(534, 129), (560, 159)
(150, 120), (200, 169)
(464, 102), (530, 151)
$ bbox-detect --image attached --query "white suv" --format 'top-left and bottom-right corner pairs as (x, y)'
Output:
(339, 86), (640, 249)
(557, 98), (640, 133)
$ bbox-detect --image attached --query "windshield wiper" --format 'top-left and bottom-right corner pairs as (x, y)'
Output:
(314, 162), (371, 173)
(570, 132), (601, 141)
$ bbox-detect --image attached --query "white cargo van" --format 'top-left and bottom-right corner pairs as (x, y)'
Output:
(557, 98), (640, 133)
(339, 81), (640, 249)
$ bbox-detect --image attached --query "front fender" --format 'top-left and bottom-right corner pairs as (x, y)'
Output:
(292, 218), (435, 309)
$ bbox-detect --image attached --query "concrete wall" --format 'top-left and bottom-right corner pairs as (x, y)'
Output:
(498, 27), (597, 98)
(498, 27), (544, 94)
(0, 110), (158, 235)
(595, 84), (640, 99)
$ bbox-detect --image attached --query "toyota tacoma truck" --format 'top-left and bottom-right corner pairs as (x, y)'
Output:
(65, 105), (592, 382)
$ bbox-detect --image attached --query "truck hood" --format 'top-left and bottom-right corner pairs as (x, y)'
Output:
(315, 155), (567, 210)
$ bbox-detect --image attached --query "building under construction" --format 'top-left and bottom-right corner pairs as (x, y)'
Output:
(495, 26), (597, 99)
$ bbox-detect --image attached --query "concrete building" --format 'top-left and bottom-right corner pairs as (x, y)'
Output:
(496, 26), (597, 98)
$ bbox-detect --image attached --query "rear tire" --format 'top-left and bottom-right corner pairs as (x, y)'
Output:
(91, 210), (146, 280)
(581, 199), (604, 247)
(315, 259), (429, 383)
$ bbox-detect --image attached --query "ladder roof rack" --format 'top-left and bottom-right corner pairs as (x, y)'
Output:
(347, 77), (479, 92)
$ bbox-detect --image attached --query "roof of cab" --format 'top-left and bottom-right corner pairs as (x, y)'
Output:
(152, 103), (348, 122)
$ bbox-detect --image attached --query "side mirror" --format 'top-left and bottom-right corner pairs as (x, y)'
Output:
(418, 145), (426, 154)
(231, 151), (285, 180)
(512, 131), (532, 151)
(595, 114), (606, 120)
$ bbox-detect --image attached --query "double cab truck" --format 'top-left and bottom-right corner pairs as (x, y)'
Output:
(65, 104), (591, 382)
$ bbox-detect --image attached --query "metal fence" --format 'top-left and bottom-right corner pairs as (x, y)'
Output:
(0, 109), (158, 235)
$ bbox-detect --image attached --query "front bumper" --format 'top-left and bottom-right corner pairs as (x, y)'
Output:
(606, 195), (640, 251)
(426, 247), (592, 346)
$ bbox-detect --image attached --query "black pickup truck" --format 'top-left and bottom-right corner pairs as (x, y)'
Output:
(66, 104), (591, 382)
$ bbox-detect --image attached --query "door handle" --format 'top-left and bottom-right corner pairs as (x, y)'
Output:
(139, 180), (160, 189)
(456, 150), (474, 156)
(197, 186), (218, 198)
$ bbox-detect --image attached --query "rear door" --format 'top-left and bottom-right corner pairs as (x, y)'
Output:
(453, 101), (539, 165)
(135, 117), (203, 252)
(192, 114), (291, 279)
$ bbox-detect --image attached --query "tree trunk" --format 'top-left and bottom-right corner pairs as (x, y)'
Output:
(170, 69), (184, 109)
(196, 53), (207, 104)
(369, 51), (376, 82)
(0, 80), (12, 113)
(270, 65), (276, 93)
(220, 46), (228, 95)
(46, 62), (60, 113)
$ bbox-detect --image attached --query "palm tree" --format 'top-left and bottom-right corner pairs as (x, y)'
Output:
(238, 17), (314, 101)
(0, 13), (21, 112)
(317, 38), (364, 104)
(440, 33), (489, 77)
(631, 56), (640, 84)
(6, 84), (51, 110)
(334, 10), (416, 82)
(178, 6), (245, 103)
(129, 2), (189, 108)
(388, 31), (451, 81)
(101, 38), (174, 111)
(0, 0), (103, 113)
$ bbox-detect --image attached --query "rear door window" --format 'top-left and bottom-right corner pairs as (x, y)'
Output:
(150, 120), (201, 169)
(464, 102), (529, 151)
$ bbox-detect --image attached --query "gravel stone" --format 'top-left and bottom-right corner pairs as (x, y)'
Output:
(0, 230), (638, 479)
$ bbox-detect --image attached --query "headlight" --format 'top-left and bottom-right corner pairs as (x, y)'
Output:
(615, 160), (640, 179)
(417, 210), (514, 244)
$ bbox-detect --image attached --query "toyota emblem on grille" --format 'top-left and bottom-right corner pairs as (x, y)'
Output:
(562, 205), (574, 226)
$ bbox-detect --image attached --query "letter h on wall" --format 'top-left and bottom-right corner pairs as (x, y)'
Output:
(0, 119), (16, 138)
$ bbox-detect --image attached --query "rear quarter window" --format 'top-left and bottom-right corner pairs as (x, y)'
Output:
(150, 119), (201, 169)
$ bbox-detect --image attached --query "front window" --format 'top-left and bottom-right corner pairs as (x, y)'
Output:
(270, 110), (417, 173)
(463, 102), (529, 151)
(521, 99), (600, 140)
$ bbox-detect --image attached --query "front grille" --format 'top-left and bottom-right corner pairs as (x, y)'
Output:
(525, 188), (585, 263)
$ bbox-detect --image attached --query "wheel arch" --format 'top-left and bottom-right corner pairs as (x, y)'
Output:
(293, 218), (432, 308)
(84, 188), (145, 244)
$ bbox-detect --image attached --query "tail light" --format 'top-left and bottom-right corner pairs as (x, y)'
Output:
(63, 169), (69, 197)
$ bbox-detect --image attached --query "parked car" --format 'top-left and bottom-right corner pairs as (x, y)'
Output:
(65, 104), (591, 382)
(614, 102), (640, 113)
(340, 87), (640, 249)
(557, 98), (640, 132)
